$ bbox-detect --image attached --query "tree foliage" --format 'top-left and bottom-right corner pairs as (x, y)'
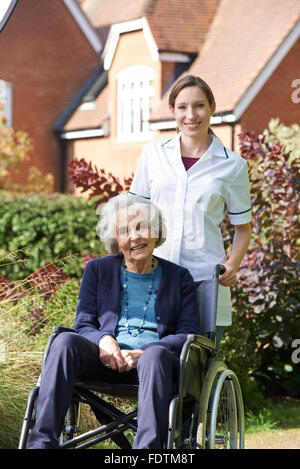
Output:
(0, 120), (32, 187)
(0, 120), (54, 192)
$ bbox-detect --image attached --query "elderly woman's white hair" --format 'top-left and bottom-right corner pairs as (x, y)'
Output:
(96, 193), (166, 255)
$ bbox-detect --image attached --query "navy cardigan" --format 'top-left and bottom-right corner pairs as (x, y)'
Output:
(74, 255), (201, 358)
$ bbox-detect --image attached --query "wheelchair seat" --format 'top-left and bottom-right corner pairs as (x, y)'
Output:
(75, 381), (138, 399)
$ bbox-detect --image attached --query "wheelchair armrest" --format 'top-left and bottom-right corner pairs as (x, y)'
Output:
(177, 334), (216, 399)
(179, 333), (215, 370)
(52, 326), (75, 334)
(186, 334), (216, 351)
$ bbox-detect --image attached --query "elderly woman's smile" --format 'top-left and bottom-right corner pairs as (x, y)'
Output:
(131, 243), (147, 252)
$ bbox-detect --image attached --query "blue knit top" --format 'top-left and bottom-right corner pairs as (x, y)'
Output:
(115, 263), (162, 349)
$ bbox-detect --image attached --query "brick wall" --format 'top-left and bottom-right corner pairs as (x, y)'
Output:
(240, 38), (300, 133)
(0, 0), (99, 190)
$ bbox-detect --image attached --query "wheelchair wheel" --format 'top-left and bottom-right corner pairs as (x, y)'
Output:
(197, 361), (245, 449)
(18, 386), (39, 449)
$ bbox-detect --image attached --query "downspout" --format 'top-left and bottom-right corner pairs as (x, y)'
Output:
(231, 123), (235, 152)
(54, 130), (67, 193)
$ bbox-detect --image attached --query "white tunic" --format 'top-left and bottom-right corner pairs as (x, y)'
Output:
(130, 133), (251, 325)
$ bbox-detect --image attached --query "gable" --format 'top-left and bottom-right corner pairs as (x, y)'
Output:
(102, 17), (158, 71)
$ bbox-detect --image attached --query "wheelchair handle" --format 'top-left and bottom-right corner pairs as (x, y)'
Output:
(214, 264), (226, 278)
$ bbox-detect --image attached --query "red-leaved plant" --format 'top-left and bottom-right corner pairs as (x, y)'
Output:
(68, 158), (133, 209)
(0, 263), (68, 336)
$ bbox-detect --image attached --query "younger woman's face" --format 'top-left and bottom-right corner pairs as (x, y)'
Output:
(170, 86), (215, 138)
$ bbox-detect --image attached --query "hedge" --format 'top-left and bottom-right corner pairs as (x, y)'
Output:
(0, 192), (104, 280)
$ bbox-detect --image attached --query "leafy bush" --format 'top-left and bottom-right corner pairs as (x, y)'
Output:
(264, 118), (300, 162)
(0, 192), (105, 279)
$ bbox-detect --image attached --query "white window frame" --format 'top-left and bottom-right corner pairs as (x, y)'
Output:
(117, 65), (154, 142)
(0, 79), (12, 126)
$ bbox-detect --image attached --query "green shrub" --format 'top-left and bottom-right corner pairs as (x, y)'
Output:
(0, 192), (105, 279)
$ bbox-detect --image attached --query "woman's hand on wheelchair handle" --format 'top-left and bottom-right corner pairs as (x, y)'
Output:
(219, 262), (237, 287)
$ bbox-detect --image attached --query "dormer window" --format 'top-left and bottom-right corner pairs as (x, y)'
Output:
(117, 66), (154, 142)
(0, 79), (12, 126)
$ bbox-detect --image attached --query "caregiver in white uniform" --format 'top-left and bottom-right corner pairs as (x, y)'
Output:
(129, 75), (251, 345)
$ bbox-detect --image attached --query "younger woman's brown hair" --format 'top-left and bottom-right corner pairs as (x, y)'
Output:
(168, 75), (216, 110)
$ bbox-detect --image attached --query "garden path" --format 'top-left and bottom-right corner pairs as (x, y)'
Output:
(245, 428), (300, 449)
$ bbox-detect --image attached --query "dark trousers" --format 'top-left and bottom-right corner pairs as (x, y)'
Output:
(26, 332), (179, 449)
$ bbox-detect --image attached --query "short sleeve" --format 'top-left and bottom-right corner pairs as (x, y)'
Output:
(225, 161), (252, 225)
(129, 145), (151, 199)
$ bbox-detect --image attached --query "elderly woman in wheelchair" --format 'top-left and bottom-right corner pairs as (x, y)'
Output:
(26, 194), (202, 449)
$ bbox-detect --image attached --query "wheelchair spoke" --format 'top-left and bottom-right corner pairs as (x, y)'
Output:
(214, 380), (236, 448)
(195, 361), (244, 450)
(209, 373), (239, 449)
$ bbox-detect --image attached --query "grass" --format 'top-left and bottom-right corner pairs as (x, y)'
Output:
(0, 256), (79, 448)
(245, 397), (300, 434)
(245, 398), (300, 450)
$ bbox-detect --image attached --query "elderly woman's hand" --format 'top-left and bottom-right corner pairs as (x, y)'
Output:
(121, 349), (143, 371)
(99, 335), (126, 372)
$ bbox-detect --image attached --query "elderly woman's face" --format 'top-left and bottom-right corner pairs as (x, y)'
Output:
(116, 209), (157, 269)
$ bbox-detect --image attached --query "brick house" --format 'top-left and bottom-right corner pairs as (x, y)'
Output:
(0, 0), (102, 191)
(1, 0), (299, 191)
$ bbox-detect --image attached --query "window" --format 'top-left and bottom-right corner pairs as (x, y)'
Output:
(117, 66), (154, 141)
(0, 79), (12, 126)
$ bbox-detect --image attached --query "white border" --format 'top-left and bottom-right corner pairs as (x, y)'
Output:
(60, 128), (105, 140)
(159, 52), (191, 63)
(149, 114), (237, 130)
(5, 81), (13, 126)
(0, 80), (13, 126)
(149, 120), (176, 130)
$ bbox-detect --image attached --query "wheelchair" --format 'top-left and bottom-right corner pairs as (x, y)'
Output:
(19, 265), (245, 450)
